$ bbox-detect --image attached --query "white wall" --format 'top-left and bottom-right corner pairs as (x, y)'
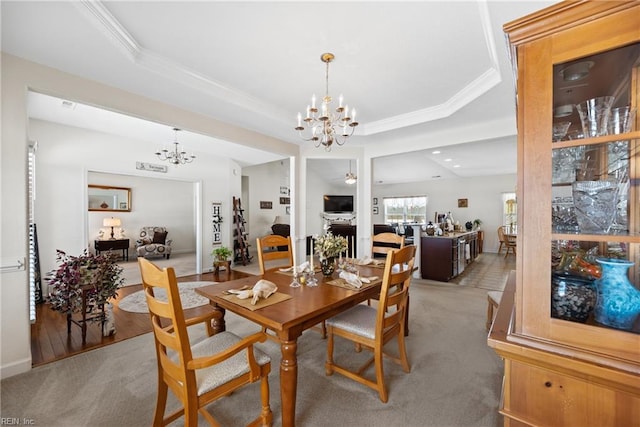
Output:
(1, 54), (295, 378)
(372, 174), (516, 253)
(242, 159), (291, 245)
(29, 118), (243, 277)
(87, 172), (195, 255)
(305, 164), (357, 237)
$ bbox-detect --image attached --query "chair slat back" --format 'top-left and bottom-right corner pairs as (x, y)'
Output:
(256, 234), (294, 274)
(138, 258), (194, 387)
(497, 226), (505, 242)
(499, 226), (516, 245)
(377, 245), (416, 334)
(371, 232), (405, 259)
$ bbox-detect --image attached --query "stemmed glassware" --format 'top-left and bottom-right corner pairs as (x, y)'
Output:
(290, 267), (302, 288)
(304, 266), (318, 287)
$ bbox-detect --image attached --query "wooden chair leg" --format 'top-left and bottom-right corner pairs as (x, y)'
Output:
(154, 379), (169, 426)
(397, 331), (410, 373)
(258, 373), (272, 426)
(325, 328), (335, 375)
(374, 346), (388, 403)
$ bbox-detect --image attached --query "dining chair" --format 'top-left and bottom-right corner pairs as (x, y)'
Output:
(256, 234), (294, 275)
(368, 232), (406, 307)
(138, 258), (273, 427)
(497, 226), (516, 258)
(371, 232), (405, 259)
(325, 245), (416, 403)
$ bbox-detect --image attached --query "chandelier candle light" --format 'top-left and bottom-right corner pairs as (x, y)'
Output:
(155, 128), (196, 165)
(295, 53), (359, 151)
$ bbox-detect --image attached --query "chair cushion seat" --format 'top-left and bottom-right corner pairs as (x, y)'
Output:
(326, 304), (377, 340)
(190, 331), (271, 395)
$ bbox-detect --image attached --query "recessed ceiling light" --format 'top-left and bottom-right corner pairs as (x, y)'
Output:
(444, 158), (452, 162)
(432, 150), (441, 154)
(453, 164), (461, 168)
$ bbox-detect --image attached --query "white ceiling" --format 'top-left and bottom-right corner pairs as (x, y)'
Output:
(2, 1), (556, 184)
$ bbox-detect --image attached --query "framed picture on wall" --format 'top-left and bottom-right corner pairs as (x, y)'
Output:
(373, 197), (378, 205)
(280, 186), (289, 195)
(458, 198), (468, 208)
(260, 201), (272, 209)
(373, 206), (379, 214)
(280, 197), (290, 205)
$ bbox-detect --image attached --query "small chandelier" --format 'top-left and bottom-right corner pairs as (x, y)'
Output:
(295, 53), (359, 151)
(345, 160), (357, 185)
(155, 128), (195, 165)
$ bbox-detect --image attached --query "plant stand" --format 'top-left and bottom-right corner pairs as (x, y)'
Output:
(66, 284), (106, 344)
(213, 259), (231, 278)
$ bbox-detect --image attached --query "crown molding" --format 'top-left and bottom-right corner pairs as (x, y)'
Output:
(74, 1), (290, 124)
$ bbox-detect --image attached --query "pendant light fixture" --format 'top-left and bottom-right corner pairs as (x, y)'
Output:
(155, 128), (196, 165)
(345, 160), (357, 185)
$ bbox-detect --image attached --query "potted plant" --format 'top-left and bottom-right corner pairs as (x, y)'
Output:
(473, 219), (482, 230)
(212, 246), (232, 262)
(47, 249), (124, 316)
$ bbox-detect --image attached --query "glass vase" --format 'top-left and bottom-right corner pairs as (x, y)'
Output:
(551, 272), (597, 323)
(320, 257), (336, 277)
(593, 258), (640, 331)
(572, 179), (619, 234)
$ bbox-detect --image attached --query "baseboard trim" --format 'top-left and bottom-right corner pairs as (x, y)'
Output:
(1, 356), (32, 379)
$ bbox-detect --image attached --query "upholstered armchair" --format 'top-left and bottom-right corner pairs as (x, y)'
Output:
(271, 223), (290, 251)
(136, 226), (172, 259)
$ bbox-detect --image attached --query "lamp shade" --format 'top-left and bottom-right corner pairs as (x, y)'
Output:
(103, 217), (121, 227)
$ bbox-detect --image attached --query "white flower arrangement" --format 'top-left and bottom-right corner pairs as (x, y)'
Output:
(314, 232), (348, 261)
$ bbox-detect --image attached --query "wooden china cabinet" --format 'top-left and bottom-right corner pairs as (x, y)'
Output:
(488, 2), (640, 426)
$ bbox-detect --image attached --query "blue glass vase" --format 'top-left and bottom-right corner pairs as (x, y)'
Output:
(593, 258), (640, 331)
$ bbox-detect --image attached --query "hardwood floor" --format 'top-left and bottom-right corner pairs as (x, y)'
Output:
(31, 253), (514, 367)
(31, 269), (253, 367)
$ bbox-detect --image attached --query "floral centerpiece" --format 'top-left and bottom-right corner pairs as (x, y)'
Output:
(47, 249), (124, 316)
(314, 232), (348, 276)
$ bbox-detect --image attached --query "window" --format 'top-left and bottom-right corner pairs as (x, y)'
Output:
(383, 196), (428, 224)
(502, 192), (517, 230)
(28, 142), (42, 323)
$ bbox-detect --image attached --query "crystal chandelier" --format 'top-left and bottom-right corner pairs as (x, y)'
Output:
(295, 53), (359, 151)
(155, 128), (195, 165)
(345, 160), (357, 185)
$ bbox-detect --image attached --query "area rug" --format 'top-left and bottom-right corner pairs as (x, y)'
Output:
(117, 281), (217, 313)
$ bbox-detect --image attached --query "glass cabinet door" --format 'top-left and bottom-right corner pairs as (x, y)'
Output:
(550, 42), (639, 335)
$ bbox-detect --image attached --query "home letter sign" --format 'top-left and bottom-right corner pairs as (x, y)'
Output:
(211, 202), (222, 244)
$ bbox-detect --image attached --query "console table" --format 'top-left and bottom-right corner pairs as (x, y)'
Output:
(94, 239), (129, 261)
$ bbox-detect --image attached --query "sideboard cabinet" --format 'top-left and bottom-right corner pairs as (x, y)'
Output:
(488, 2), (640, 426)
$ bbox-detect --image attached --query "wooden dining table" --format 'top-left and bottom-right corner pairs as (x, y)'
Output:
(195, 262), (386, 427)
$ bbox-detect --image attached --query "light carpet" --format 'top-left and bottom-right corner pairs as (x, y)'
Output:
(118, 252), (197, 286)
(1, 281), (504, 426)
(117, 281), (216, 313)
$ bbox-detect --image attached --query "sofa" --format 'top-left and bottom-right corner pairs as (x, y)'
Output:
(136, 226), (172, 259)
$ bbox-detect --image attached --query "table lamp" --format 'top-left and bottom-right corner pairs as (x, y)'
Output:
(103, 217), (121, 240)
